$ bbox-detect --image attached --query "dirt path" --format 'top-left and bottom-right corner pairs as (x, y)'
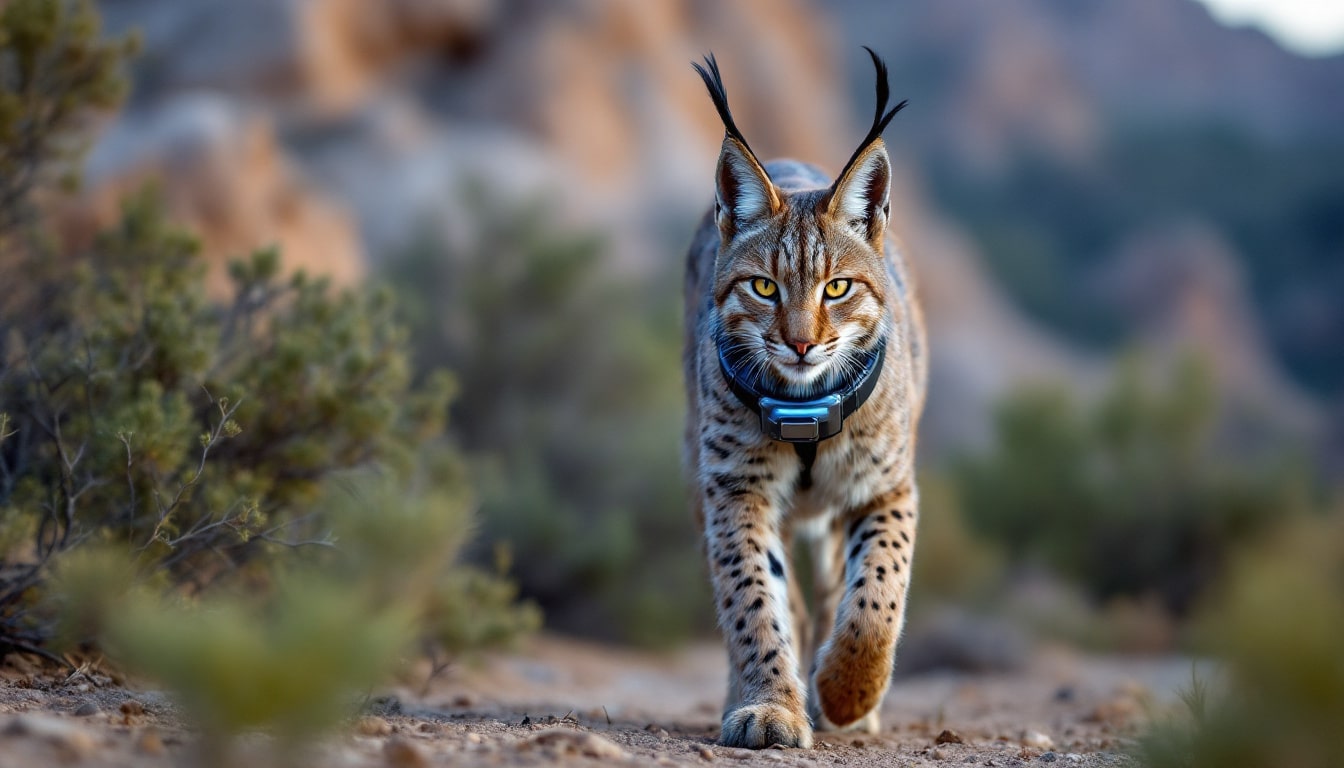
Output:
(0, 635), (1190, 767)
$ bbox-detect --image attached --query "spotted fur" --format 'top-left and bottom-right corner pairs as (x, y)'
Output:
(684, 51), (926, 749)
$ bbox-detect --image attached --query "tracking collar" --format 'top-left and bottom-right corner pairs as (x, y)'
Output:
(717, 340), (886, 444)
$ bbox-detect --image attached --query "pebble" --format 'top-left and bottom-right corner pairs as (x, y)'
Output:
(120, 700), (146, 716)
(521, 728), (627, 759)
(1040, 751), (1058, 762)
(698, 745), (716, 760)
(138, 729), (165, 756)
(5, 715), (96, 759)
(465, 732), (482, 744)
(72, 701), (99, 717)
(935, 728), (965, 745)
(357, 716), (393, 736)
(1022, 730), (1054, 750)
(384, 736), (429, 768)
(932, 747), (949, 760)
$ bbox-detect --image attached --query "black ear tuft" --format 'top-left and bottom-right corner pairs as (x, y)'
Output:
(834, 47), (908, 185)
(693, 53), (768, 170)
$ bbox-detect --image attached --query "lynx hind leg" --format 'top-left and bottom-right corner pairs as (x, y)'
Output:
(804, 521), (879, 734)
(812, 484), (918, 730)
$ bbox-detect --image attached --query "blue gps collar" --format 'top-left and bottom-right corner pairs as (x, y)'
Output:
(717, 341), (886, 445)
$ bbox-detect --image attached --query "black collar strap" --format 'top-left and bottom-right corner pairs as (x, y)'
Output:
(717, 341), (886, 444)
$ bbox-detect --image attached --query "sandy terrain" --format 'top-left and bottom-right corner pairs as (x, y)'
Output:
(0, 635), (1189, 767)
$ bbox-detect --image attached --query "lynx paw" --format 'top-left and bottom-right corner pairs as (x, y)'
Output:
(810, 698), (880, 734)
(720, 703), (813, 749)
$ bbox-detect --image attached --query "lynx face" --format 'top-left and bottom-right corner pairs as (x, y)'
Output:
(711, 182), (893, 397)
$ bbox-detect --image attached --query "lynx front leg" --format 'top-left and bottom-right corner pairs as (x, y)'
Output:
(812, 482), (918, 729)
(702, 481), (812, 749)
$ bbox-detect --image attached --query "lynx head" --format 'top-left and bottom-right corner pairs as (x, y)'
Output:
(694, 49), (907, 398)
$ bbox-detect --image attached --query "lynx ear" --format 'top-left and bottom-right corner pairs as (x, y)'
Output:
(694, 53), (780, 236)
(827, 47), (906, 244)
(827, 142), (890, 242)
(715, 138), (780, 232)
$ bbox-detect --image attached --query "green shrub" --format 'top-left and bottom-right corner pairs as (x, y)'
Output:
(1135, 512), (1344, 768)
(0, 0), (134, 243)
(955, 355), (1318, 614)
(49, 469), (457, 765)
(385, 184), (708, 645)
(0, 189), (460, 654)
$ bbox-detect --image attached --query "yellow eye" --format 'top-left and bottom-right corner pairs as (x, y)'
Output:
(824, 278), (852, 299)
(751, 278), (778, 299)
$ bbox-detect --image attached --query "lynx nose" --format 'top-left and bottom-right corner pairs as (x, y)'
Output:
(789, 339), (816, 357)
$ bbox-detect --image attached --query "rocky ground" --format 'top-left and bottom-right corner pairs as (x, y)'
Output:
(0, 634), (1191, 767)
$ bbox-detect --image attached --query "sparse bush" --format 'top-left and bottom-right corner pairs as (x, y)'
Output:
(385, 185), (708, 645)
(1135, 512), (1344, 768)
(955, 355), (1319, 614)
(0, 189), (459, 655)
(0, 0), (537, 681)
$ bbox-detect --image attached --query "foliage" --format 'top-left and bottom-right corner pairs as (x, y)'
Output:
(906, 472), (1003, 611)
(0, 0), (134, 242)
(0, 189), (462, 656)
(385, 184), (708, 646)
(955, 355), (1318, 613)
(1135, 512), (1344, 768)
(0, 17), (538, 761)
(48, 467), (499, 764)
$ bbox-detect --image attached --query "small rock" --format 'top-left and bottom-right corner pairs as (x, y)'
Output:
(357, 716), (393, 736)
(366, 695), (403, 716)
(698, 745), (716, 760)
(932, 747), (949, 760)
(451, 695), (473, 707)
(1022, 730), (1054, 750)
(1053, 686), (1075, 702)
(465, 732), (482, 744)
(7, 716), (97, 759)
(138, 729), (165, 756)
(1064, 755), (1083, 764)
(1040, 751), (1058, 762)
(523, 728), (626, 759)
(120, 700), (146, 716)
(384, 736), (429, 768)
(72, 701), (99, 717)
(935, 728), (965, 745)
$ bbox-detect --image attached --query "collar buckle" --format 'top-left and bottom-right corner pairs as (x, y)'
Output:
(758, 395), (844, 442)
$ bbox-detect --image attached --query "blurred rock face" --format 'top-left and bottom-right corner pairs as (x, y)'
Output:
(64, 95), (362, 295)
(78, 0), (1324, 456)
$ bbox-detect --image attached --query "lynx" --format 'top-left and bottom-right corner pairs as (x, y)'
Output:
(683, 49), (927, 749)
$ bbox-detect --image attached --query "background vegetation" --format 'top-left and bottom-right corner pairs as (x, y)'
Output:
(0, 0), (537, 754)
(384, 186), (701, 646)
